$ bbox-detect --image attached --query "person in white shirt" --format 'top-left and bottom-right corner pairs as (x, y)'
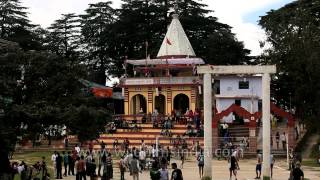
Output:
(280, 132), (287, 150)
(139, 149), (146, 170)
(51, 151), (57, 177)
(159, 165), (169, 180)
(75, 144), (81, 155)
(152, 145), (158, 159)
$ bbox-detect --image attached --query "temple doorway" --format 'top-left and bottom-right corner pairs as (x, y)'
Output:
(130, 94), (147, 114)
(174, 93), (189, 114)
(155, 94), (166, 114)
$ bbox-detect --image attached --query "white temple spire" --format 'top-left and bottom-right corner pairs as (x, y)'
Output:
(157, 14), (196, 58)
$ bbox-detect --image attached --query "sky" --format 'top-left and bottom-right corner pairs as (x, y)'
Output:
(20, 0), (294, 85)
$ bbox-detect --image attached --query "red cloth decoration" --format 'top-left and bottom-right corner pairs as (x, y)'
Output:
(91, 87), (113, 98)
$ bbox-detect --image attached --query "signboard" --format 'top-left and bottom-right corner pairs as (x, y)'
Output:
(125, 79), (154, 85)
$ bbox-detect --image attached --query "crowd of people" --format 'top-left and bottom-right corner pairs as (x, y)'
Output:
(50, 141), (186, 180)
(7, 159), (49, 180)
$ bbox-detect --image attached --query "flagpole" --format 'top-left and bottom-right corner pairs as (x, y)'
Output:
(145, 41), (149, 77)
(166, 38), (169, 76)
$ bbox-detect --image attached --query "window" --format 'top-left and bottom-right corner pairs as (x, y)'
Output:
(214, 80), (220, 94)
(258, 100), (262, 112)
(239, 81), (249, 89)
(235, 99), (241, 106)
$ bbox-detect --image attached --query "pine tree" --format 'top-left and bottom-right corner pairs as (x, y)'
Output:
(0, 0), (43, 50)
(108, 0), (250, 77)
(46, 13), (81, 59)
(0, 0), (31, 38)
(80, 1), (117, 84)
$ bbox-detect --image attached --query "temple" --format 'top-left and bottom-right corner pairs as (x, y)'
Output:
(120, 14), (204, 118)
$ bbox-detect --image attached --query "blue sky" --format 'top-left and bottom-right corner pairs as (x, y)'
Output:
(243, 0), (295, 24)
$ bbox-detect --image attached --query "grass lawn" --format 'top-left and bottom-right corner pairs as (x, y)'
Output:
(12, 151), (54, 180)
(302, 159), (320, 167)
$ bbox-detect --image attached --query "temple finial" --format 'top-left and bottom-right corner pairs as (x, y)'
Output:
(173, 0), (179, 14)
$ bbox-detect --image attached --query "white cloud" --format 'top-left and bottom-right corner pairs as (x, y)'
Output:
(21, 0), (121, 28)
(21, 0), (292, 55)
(202, 0), (292, 55)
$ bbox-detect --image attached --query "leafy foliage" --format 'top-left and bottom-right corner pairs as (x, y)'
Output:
(80, 1), (117, 84)
(259, 0), (320, 124)
(46, 13), (81, 59)
(106, 0), (250, 78)
(64, 105), (109, 143)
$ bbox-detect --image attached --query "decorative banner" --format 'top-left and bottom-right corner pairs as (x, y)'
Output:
(92, 87), (112, 98)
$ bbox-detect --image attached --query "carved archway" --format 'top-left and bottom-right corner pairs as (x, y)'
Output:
(130, 94), (147, 114)
(173, 93), (189, 114)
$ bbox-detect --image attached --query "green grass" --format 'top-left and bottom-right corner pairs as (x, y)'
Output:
(12, 151), (54, 179)
(301, 159), (320, 167)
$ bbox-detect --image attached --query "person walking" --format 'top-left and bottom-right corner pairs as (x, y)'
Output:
(180, 150), (185, 169)
(150, 161), (161, 180)
(171, 163), (183, 180)
(88, 159), (97, 180)
(166, 147), (171, 165)
(119, 156), (126, 180)
(68, 151), (75, 176)
(290, 161), (304, 180)
(159, 164), (169, 180)
(281, 132), (287, 150)
(229, 154), (239, 180)
(130, 155), (141, 180)
(97, 151), (102, 177)
(56, 152), (63, 179)
(106, 153), (113, 180)
(51, 151), (57, 178)
(139, 148), (146, 171)
(76, 156), (86, 180)
(197, 149), (204, 179)
(275, 131), (280, 149)
(270, 154), (275, 178)
(255, 153), (262, 179)
(63, 151), (68, 177)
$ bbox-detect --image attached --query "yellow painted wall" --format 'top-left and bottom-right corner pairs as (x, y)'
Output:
(126, 87), (148, 115)
(124, 85), (197, 115)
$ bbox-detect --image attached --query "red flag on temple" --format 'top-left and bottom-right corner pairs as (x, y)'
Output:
(166, 38), (172, 45)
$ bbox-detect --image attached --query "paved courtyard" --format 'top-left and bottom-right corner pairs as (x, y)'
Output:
(60, 158), (319, 180)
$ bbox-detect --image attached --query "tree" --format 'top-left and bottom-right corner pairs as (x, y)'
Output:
(0, 39), (24, 166)
(259, 0), (320, 128)
(108, 0), (249, 77)
(64, 105), (109, 143)
(0, 0), (43, 51)
(46, 13), (81, 59)
(0, 0), (30, 38)
(80, 1), (117, 84)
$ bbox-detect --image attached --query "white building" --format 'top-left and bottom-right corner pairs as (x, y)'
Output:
(215, 75), (262, 123)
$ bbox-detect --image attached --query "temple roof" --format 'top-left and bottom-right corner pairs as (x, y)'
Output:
(157, 14), (196, 58)
(126, 57), (204, 66)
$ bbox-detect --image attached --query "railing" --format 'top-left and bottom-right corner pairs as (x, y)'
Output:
(112, 114), (194, 123)
(120, 76), (202, 86)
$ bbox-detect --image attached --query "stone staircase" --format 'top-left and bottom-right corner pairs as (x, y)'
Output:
(219, 125), (250, 146)
(17, 123), (204, 152)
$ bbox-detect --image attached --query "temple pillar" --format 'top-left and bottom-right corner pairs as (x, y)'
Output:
(262, 73), (271, 180)
(124, 88), (129, 115)
(203, 73), (212, 179)
(167, 87), (172, 115)
(147, 87), (153, 113)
